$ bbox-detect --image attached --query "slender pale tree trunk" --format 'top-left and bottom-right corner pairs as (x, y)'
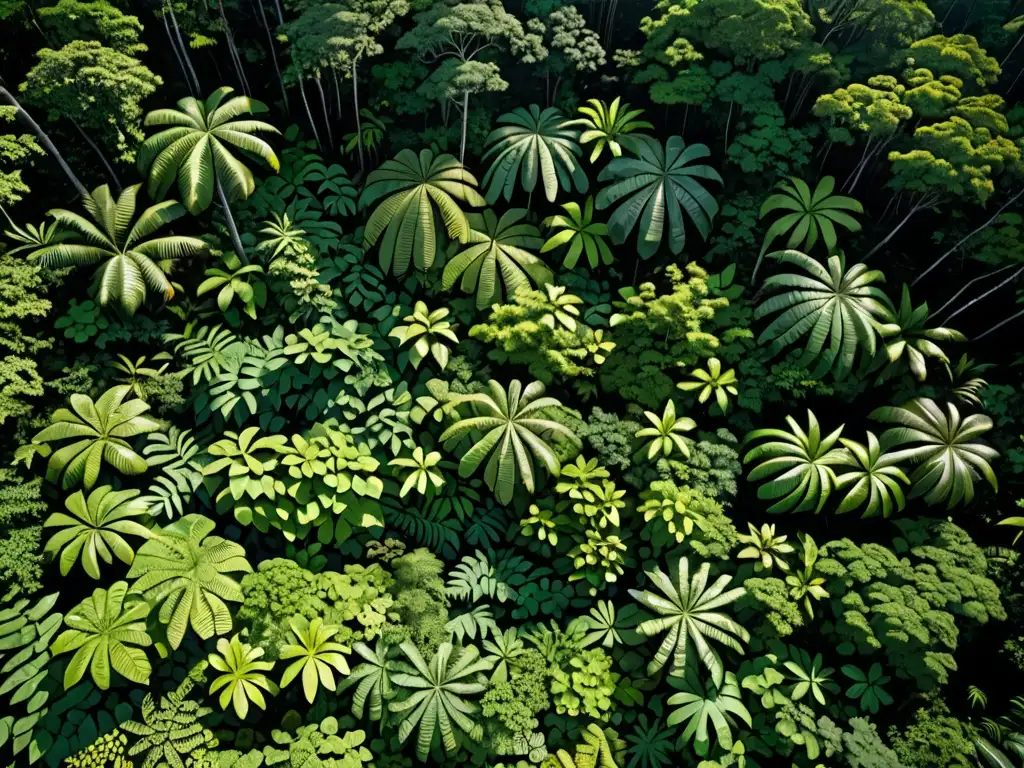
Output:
(162, 10), (195, 96)
(977, 306), (1024, 339)
(217, 0), (250, 94)
(352, 59), (365, 174)
(168, 3), (201, 93)
(942, 264), (1024, 324)
(71, 119), (122, 190)
(723, 101), (733, 156)
(216, 178), (248, 264)
(1002, 32), (1024, 67)
(864, 197), (938, 260)
(932, 264), (1017, 317)
(297, 75), (322, 149)
(254, 0), (288, 110)
(331, 67), (341, 117)
(460, 90), (469, 164)
(913, 187), (1024, 286)
(272, 0), (283, 25)
(0, 87), (87, 198)
(314, 72), (332, 149)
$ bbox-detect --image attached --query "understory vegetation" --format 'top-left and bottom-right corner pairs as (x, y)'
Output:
(4, 0), (1024, 767)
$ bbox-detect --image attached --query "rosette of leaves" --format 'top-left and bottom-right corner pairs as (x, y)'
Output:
(737, 523), (794, 572)
(196, 251), (267, 320)
(572, 479), (626, 529)
(279, 616), (350, 704)
(441, 208), (551, 310)
(204, 426), (288, 522)
(870, 397), (998, 509)
(110, 352), (172, 400)
(782, 647), (837, 706)
(519, 502), (571, 546)
(743, 410), (845, 515)
(481, 104), (587, 204)
(563, 97), (654, 163)
(26, 385), (163, 490)
(127, 514), (252, 649)
(666, 668), (751, 758)
(389, 446), (445, 498)
(872, 285), (965, 381)
(43, 485), (151, 579)
(785, 535), (828, 618)
(540, 284), (584, 331)
(209, 634), (277, 720)
(481, 628), (527, 684)
(635, 400), (696, 460)
(389, 641), (492, 761)
(628, 556), (749, 685)
(51, 582), (152, 691)
(440, 379), (576, 504)
(596, 136), (721, 259)
(581, 600), (641, 649)
(388, 302), (459, 370)
(567, 529), (627, 596)
(359, 147), (486, 277)
(677, 358), (738, 413)
(540, 197), (614, 269)
(638, 481), (715, 547)
(339, 639), (399, 722)
(0, 588), (61, 764)
(945, 354), (991, 407)
(831, 432), (910, 518)
(841, 663), (893, 713)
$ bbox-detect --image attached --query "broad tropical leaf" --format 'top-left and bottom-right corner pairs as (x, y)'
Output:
(360, 148), (486, 276)
(208, 634), (277, 719)
(138, 86), (280, 213)
(127, 514), (252, 649)
(388, 641), (492, 761)
(481, 104), (587, 204)
(629, 556), (749, 686)
(743, 410), (845, 514)
(755, 250), (891, 379)
(870, 398), (998, 508)
(28, 384), (163, 490)
(872, 284), (966, 381)
(441, 208), (550, 310)
(832, 432), (910, 518)
(541, 197), (614, 269)
(440, 379), (577, 504)
(755, 175), (863, 280)
(596, 136), (721, 259)
(44, 485), (151, 579)
(279, 616), (351, 703)
(667, 668), (751, 758)
(339, 639), (399, 722)
(34, 184), (204, 314)
(635, 400), (696, 460)
(563, 97), (654, 164)
(51, 581), (152, 690)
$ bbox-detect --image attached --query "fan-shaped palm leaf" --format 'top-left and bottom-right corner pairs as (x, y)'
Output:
(870, 398), (998, 508)
(832, 432), (910, 518)
(755, 175), (863, 280)
(138, 86), (280, 214)
(629, 556), (749, 686)
(667, 668), (751, 758)
(51, 581), (152, 690)
(279, 616), (351, 703)
(440, 379), (577, 504)
(127, 514), (252, 649)
(29, 384), (163, 490)
(442, 207), (550, 310)
(33, 184), (205, 314)
(596, 136), (721, 259)
(541, 197), (614, 269)
(209, 634), (277, 719)
(755, 250), (891, 379)
(563, 97), (654, 164)
(44, 485), (151, 579)
(389, 641), (492, 761)
(360, 147), (486, 276)
(481, 104), (587, 204)
(743, 410), (845, 515)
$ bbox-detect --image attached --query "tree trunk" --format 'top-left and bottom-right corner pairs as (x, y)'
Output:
(932, 264), (1017, 318)
(297, 74), (322, 149)
(168, 3), (201, 93)
(864, 198), (935, 260)
(216, 178), (248, 264)
(314, 72), (332, 149)
(1002, 32), (1024, 67)
(331, 67), (342, 117)
(913, 187), (1024, 286)
(71, 118), (122, 191)
(162, 9), (194, 96)
(943, 264), (1024, 325)
(352, 60), (365, 174)
(977, 306), (1024, 340)
(272, 0), (284, 25)
(217, 0), (250, 95)
(0, 87), (87, 198)
(460, 89), (469, 164)
(255, 0), (288, 110)
(723, 101), (733, 157)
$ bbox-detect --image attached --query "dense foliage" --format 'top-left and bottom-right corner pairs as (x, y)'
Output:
(3, 1), (1024, 767)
